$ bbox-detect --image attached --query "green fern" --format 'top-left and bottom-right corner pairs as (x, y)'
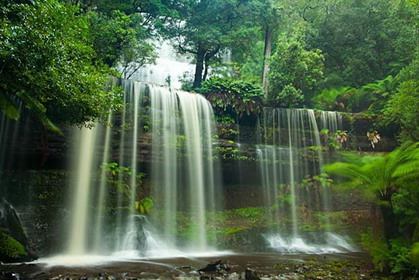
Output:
(326, 142), (419, 200)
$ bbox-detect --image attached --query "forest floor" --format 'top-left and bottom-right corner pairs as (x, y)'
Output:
(0, 252), (409, 280)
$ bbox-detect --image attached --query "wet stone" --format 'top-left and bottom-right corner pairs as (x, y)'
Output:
(244, 268), (260, 280)
(227, 272), (239, 280)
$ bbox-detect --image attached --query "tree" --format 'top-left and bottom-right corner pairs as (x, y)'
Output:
(268, 25), (324, 106)
(162, 0), (243, 88)
(87, 10), (156, 78)
(307, 0), (417, 88)
(0, 0), (120, 128)
(241, 0), (282, 92)
(383, 58), (419, 142)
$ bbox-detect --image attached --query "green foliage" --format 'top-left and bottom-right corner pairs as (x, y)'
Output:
(392, 188), (419, 238)
(223, 227), (244, 235)
(161, 0), (246, 87)
(325, 142), (419, 203)
(383, 58), (419, 142)
(231, 40), (265, 84)
(103, 162), (131, 177)
(312, 76), (396, 113)
(274, 84), (304, 108)
(320, 129), (349, 150)
(0, 0), (121, 128)
(135, 197), (154, 215)
(312, 87), (354, 111)
(103, 162), (146, 200)
(361, 231), (391, 273)
(388, 239), (416, 275)
(308, 0), (417, 88)
(362, 232), (417, 275)
(411, 242), (419, 269)
(327, 142), (419, 275)
(302, 173), (333, 188)
(0, 93), (20, 120)
(269, 27), (324, 105)
(232, 207), (263, 219)
(88, 10), (156, 77)
(197, 77), (264, 116)
(360, 76), (396, 112)
(0, 230), (27, 261)
(274, 193), (293, 209)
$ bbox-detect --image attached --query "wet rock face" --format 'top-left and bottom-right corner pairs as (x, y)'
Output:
(0, 199), (28, 246)
(0, 199), (37, 263)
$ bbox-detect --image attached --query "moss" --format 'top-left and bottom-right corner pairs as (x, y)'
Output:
(224, 227), (244, 235)
(0, 230), (27, 261)
(410, 242), (419, 269)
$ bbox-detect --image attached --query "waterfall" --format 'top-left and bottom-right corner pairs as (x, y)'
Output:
(257, 108), (354, 253)
(93, 113), (113, 252)
(68, 126), (98, 255)
(129, 41), (195, 89)
(66, 80), (220, 256)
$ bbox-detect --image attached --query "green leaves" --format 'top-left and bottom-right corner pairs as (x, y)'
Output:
(0, 93), (19, 120)
(88, 10), (155, 70)
(325, 142), (419, 201)
(135, 197), (154, 215)
(268, 28), (324, 105)
(309, 0), (417, 88)
(197, 77), (264, 116)
(383, 58), (419, 142)
(17, 92), (62, 135)
(0, 0), (121, 128)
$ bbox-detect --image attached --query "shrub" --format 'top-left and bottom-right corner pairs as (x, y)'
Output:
(197, 77), (264, 116)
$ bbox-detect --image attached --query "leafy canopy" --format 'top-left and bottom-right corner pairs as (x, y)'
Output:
(268, 25), (324, 106)
(0, 0), (121, 128)
(197, 77), (264, 116)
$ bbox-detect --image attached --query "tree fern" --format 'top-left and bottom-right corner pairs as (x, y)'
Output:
(326, 142), (419, 198)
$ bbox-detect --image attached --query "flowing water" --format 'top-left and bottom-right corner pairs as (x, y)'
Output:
(66, 81), (220, 257)
(130, 41), (195, 89)
(257, 108), (354, 253)
(0, 39), (357, 262)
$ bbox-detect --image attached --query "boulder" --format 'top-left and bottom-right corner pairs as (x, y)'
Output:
(0, 199), (37, 262)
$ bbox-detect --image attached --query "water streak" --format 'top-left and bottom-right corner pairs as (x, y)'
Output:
(66, 81), (220, 256)
(257, 108), (354, 253)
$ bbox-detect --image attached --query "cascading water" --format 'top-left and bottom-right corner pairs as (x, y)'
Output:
(130, 41), (195, 89)
(257, 108), (355, 253)
(66, 80), (220, 257)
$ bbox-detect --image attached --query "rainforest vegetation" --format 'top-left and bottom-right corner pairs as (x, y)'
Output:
(1, 0), (419, 278)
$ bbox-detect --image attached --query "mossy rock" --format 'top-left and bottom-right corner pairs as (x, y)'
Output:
(0, 230), (28, 262)
(410, 242), (419, 269)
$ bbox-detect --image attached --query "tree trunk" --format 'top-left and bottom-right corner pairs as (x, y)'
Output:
(202, 59), (209, 81)
(380, 203), (398, 244)
(203, 55), (209, 82)
(262, 25), (272, 96)
(193, 47), (206, 89)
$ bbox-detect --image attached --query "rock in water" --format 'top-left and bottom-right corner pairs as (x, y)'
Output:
(198, 260), (231, 274)
(245, 268), (260, 280)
